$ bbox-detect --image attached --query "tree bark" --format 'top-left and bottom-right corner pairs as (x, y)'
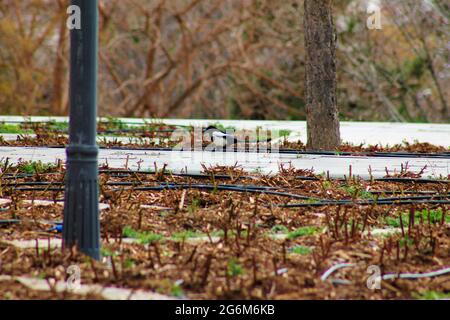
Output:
(52, 1), (68, 115)
(304, 0), (340, 150)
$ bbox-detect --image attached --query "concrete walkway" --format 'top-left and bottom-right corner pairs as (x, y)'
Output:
(0, 275), (175, 300)
(0, 146), (448, 179)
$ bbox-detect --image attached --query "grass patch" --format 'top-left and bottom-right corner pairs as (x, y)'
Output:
(45, 121), (69, 132)
(122, 226), (163, 244)
(278, 129), (292, 138)
(0, 123), (30, 134)
(187, 198), (200, 214)
(340, 184), (374, 200)
(413, 291), (450, 300)
(101, 247), (117, 257)
(321, 180), (333, 190)
(384, 216), (399, 228)
(227, 258), (244, 277)
(98, 117), (129, 131)
(289, 245), (313, 255)
(170, 283), (184, 298)
(123, 258), (135, 269)
(156, 279), (185, 298)
(398, 235), (415, 247)
(346, 219), (364, 231)
(385, 209), (449, 228)
(16, 161), (59, 174)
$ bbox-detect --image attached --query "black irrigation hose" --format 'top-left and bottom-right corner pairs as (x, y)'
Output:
(14, 187), (64, 192)
(0, 219), (20, 225)
(0, 218), (61, 225)
(373, 195), (450, 201)
(100, 129), (175, 134)
(10, 181), (448, 203)
(100, 169), (242, 178)
(280, 199), (450, 208)
(295, 176), (450, 184)
(369, 190), (448, 195)
(1, 181), (316, 201)
(102, 146), (450, 159)
(112, 183), (319, 201)
(100, 169), (257, 181)
(5, 181), (319, 201)
(3, 181), (275, 189)
(2, 181), (63, 186)
(294, 176), (450, 184)
(108, 182), (279, 191)
(10, 185), (449, 207)
(1, 170), (242, 181)
(278, 195), (450, 208)
(3, 120), (178, 130)
(276, 149), (450, 159)
(3, 181), (448, 196)
(9, 144), (449, 159)
(2, 172), (449, 186)
(2, 175), (35, 181)
(3, 180), (449, 206)
(374, 177), (450, 184)
(100, 172), (450, 185)
(41, 129), (175, 134)
(99, 169), (449, 184)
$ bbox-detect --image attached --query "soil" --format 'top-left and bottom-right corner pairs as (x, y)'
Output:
(0, 162), (448, 300)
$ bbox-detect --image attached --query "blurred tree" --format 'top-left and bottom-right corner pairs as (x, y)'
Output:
(304, 0), (340, 150)
(0, 0), (448, 123)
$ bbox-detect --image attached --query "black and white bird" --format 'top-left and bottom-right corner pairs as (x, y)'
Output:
(203, 125), (271, 149)
(203, 125), (238, 148)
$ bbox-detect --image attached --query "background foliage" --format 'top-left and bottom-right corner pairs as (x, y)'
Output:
(0, 0), (448, 122)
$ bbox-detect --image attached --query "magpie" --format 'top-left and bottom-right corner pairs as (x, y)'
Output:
(203, 125), (238, 148)
(203, 125), (272, 149)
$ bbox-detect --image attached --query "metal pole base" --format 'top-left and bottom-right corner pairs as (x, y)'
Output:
(63, 144), (100, 260)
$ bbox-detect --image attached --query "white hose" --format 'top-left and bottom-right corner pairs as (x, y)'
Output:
(321, 263), (450, 283)
(320, 263), (355, 281)
(382, 266), (450, 280)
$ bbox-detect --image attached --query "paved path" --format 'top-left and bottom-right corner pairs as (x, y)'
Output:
(0, 146), (448, 179)
(0, 275), (174, 300)
(1, 116), (449, 147)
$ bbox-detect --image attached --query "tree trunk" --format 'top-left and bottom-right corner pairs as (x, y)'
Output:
(52, 1), (68, 115)
(304, 0), (340, 150)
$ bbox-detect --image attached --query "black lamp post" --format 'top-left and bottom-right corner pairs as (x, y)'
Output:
(63, 0), (100, 260)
